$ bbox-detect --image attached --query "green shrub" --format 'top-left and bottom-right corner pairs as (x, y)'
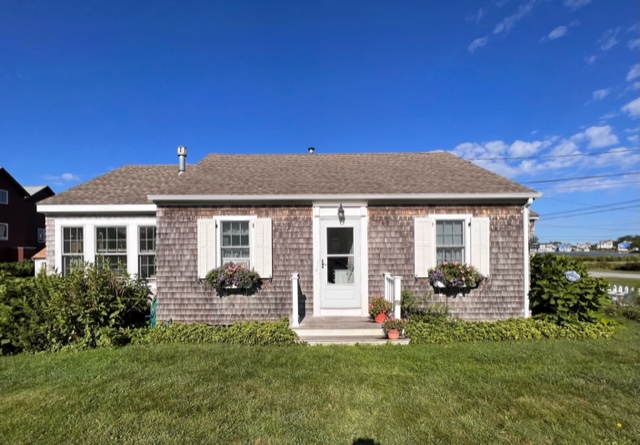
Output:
(133, 318), (301, 346)
(0, 263), (150, 354)
(405, 317), (615, 345)
(529, 254), (610, 325)
(0, 261), (35, 278)
(615, 262), (640, 272)
(400, 289), (452, 323)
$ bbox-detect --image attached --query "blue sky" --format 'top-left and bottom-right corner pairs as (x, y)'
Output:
(1, 0), (638, 244)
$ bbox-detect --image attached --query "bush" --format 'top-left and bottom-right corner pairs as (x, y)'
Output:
(405, 317), (615, 345)
(529, 254), (609, 325)
(0, 261), (35, 278)
(133, 318), (301, 346)
(0, 263), (150, 355)
(615, 262), (640, 272)
(401, 289), (452, 323)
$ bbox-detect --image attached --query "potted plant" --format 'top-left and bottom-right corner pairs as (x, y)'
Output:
(205, 262), (261, 296)
(369, 296), (392, 323)
(427, 261), (483, 289)
(382, 317), (405, 339)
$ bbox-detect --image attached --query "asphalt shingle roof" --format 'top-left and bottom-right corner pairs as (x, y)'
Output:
(41, 152), (538, 205)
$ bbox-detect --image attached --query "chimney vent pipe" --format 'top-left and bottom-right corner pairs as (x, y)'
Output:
(177, 145), (187, 175)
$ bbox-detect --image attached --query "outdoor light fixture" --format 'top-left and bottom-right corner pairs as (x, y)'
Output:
(338, 203), (345, 224)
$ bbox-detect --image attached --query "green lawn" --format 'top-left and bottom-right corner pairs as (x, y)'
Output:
(1, 322), (640, 445)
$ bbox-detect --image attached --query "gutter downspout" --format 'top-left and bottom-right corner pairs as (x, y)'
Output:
(523, 198), (534, 318)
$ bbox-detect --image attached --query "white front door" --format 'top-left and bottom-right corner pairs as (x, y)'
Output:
(319, 219), (360, 310)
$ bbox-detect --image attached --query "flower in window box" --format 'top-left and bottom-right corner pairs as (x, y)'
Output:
(427, 261), (483, 289)
(205, 262), (261, 294)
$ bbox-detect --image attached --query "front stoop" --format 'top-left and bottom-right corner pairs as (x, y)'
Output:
(292, 316), (410, 345)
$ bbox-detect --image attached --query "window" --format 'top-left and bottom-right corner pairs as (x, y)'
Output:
(0, 223), (8, 240)
(436, 220), (465, 264)
(96, 226), (127, 270)
(62, 227), (83, 276)
(37, 228), (46, 244)
(138, 226), (156, 279)
(221, 220), (250, 268)
(0, 189), (7, 205)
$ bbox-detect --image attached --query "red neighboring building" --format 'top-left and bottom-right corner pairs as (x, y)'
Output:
(0, 167), (54, 262)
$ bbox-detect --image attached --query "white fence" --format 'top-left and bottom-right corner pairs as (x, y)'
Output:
(608, 285), (636, 305)
(383, 272), (402, 319)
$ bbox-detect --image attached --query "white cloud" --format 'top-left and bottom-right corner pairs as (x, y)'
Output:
(572, 125), (619, 148)
(548, 26), (568, 40)
(628, 39), (640, 49)
(543, 177), (639, 194)
(626, 64), (640, 82)
(44, 173), (80, 185)
(493, 0), (538, 34)
(563, 0), (591, 10)
(585, 55), (597, 64)
(592, 89), (610, 100)
(508, 140), (548, 157)
(468, 37), (489, 53)
(600, 112), (618, 121)
(621, 97), (640, 118)
(599, 28), (621, 51)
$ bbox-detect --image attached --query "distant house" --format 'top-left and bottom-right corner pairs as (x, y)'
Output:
(597, 240), (614, 250)
(556, 244), (571, 253)
(617, 241), (632, 252)
(0, 167), (55, 262)
(575, 242), (591, 252)
(38, 150), (541, 323)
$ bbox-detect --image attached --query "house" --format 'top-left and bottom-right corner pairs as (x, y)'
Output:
(617, 241), (631, 252)
(32, 247), (47, 275)
(597, 240), (614, 250)
(38, 149), (541, 323)
(0, 167), (55, 262)
(556, 244), (571, 253)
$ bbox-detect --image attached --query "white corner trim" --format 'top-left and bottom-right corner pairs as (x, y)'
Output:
(39, 204), (157, 214)
(523, 199), (533, 318)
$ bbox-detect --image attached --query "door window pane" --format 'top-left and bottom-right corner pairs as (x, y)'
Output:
(326, 227), (355, 285)
(327, 228), (354, 255)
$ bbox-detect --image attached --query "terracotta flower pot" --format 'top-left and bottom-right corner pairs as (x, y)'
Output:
(387, 329), (400, 339)
(374, 312), (387, 324)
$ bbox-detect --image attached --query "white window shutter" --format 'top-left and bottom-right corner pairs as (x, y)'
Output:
(197, 219), (217, 279)
(471, 217), (490, 277)
(414, 217), (435, 277)
(253, 218), (273, 278)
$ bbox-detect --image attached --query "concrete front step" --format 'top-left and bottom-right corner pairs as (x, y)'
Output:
(301, 336), (410, 346)
(294, 327), (384, 337)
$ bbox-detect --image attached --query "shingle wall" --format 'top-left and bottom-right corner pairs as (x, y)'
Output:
(368, 205), (525, 321)
(156, 206), (313, 323)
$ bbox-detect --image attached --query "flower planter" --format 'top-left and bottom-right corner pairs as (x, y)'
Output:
(374, 312), (388, 324)
(387, 329), (400, 340)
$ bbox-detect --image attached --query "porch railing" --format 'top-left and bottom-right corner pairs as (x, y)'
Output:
(383, 272), (402, 319)
(291, 273), (300, 327)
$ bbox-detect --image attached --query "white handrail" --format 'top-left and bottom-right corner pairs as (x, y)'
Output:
(291, 273), (300, 327)
(383, 272), (402, 319)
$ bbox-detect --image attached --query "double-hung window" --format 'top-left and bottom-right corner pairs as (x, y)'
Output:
(138, 226), (156, 279)
(96, 226), (127, 270)
(0, 189), (7, 205)
(62, 227), (84, 276)
(221, 220), (250, 268)
(0, 223), (8, 241)
(436, 220), (465, 264)
(37, 228), (46, 244)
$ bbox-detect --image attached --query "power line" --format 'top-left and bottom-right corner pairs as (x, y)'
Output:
(466, 148), (640, 161)
(535, 179), (640, 191)
(524, 171), (640, 184)
(540, 199), (640, 218)
(542, 204), (640, 221)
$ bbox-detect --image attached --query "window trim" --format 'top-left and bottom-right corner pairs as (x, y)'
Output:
(432, 214), (472, 265)
(61, 226), (84, 276)
(0, 222), (8, 240)
(0, 189), (7, 205)
(214, 216), (256, 269)
(138, 226), (157, 280)
(95, 226), (128, 271)
(54, 218), (156, 277)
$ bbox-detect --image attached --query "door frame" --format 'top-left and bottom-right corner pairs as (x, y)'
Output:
(312, 202), (368, 317)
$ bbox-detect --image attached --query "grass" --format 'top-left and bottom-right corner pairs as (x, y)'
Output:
(1, 322), (640, 445)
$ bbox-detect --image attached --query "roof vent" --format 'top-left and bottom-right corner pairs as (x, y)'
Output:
(308, 147), (315, 154)
(177, 145), (187, 175)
